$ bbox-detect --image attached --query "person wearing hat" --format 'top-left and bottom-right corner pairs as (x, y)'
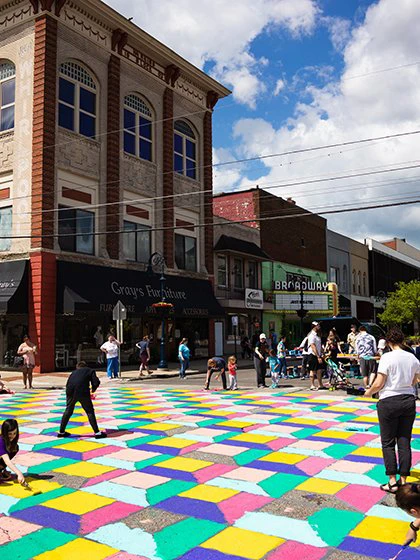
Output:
(254, 333), (269, 388)
(308, 322), (326, 391)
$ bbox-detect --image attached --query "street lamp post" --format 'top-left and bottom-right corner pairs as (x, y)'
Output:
(147, 252), (169, 370)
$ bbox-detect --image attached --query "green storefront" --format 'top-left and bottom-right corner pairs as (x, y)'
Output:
(262, 262), (336, 346)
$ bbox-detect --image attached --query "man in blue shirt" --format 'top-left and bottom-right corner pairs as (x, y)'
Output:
(204, 357), (227, 390)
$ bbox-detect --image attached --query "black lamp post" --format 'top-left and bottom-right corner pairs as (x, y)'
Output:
(147, 252), (168, 370)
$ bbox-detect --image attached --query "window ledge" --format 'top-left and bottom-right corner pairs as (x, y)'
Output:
(122, 152), (157, 170)
(174, 172), (200, 187)
(58, 127), (100, 148)
(0, 129), (14, 140)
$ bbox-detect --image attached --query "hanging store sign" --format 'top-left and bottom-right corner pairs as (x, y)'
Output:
(275, 293), (331, 311)
(245, 288), (264, 310)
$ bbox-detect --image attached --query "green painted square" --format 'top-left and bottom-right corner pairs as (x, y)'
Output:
(197, 419), (219, 427)
(324, 443), (356, 459)
(0, 528), (75, 560)
(32, 440), (69, 451)
(366, 464), (386, 484)
(213, 432), (238, 443)
(336, 414), (360, 422)
(293, 428), (320, 438)
(9, 487), (75, 513)
(127, 435), (164, 447)
(154, 518), (224, 560)
(135, 454), (174, 470)
(147, 479), (196, 506)
(234, 449), (270, 466)
(259, 472), (307, 498)
(27, 458), (78, 475)
(412, 439), (420, 450)
(309, 508), (364, 547)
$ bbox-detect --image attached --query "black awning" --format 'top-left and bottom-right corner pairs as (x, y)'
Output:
(214, 235), (270, 260)
(56, 261), (225, 318)
(0, 260), (28, 314)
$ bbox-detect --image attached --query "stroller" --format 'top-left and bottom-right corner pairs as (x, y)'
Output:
(326, 358), (352, 391)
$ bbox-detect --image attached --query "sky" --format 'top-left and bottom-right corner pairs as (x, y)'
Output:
(105, 0), (420, 246)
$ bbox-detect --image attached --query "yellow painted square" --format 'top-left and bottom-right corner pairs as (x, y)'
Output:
(202, 527), (284, 560)
(0, 479), (61, 499)
(296, 478), (347, 495)
(154, 437), (195, 449)
(53, 461), (115, 478)
(231, 433), (277, 444)
(412, 428), (420, 435)
(180, 484), (239, 503)
(43, 490), (114, 515)
(57, 441), (105, 452)
(260, 452), (306, 465)
(313, 430), (353, 440)
(207, 410), (234, 417)
(351, 447), (383, 458)
(350, 516), (409, 545)
(286, 418), (320, 426)
(329, 406), (358, 413)
(135, 413), (167, 419)
(218, 420), (254, 428)
(140, 422), (182, 431)
(33, 537), (118, 560)
(66, 426), (94, 435)
(158, 457), (213, 472)
(354, 415), (379, 423)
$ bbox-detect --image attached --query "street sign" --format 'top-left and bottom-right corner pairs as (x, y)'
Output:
(113, 300), (127, 321)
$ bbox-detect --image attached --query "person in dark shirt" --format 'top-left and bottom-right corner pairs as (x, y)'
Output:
(204, 357), (227, 390)
(57, 361), (106, 439)
(254, 333), (269, 388)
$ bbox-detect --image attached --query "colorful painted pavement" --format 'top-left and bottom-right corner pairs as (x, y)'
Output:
(1, 388), (420, 559)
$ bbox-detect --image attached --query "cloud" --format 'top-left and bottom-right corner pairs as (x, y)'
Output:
(219, 0), (420, 245)
(323, 16), (352, 52)
(104, 0), (318, 107)
(274, 79), (285, 96)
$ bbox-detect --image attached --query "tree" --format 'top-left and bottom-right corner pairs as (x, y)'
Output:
(379, 280), (420, 329)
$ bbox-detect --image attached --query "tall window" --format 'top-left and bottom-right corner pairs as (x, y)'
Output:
(217, 255), (228, 287)
(175, 234), (197, 271)
(0, 61), (15, 132)
(123, 221), (151, 263)
(329, 266), (340, 285)
(58, 62), (97, 138)
(123, 94), (153, 161)
(248, 261), (257, 288)
(0, 206), (12, 251)
(363, 272), (367, 295)
(174, 120), (197, 179)
(352, 269), (356, 293)
(233, 258), (244, 289)
(58, 205), (94, 254)
(357, 271), (361, 295)
(342, 265), (348, 292)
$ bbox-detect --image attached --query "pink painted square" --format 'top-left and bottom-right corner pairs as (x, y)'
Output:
(83, 445), (124, 461)
(107, 449), (158, 462)
(260, 424), (297, 434)
(179, 442), (207, 455)
(267, 438), (296, 451)
(218, 493), (273, 525)
(347, 433), (378, 446)
(318, 421), (338, 429)
(329, 460), (373, 474)
(19, 434), (55, 445)
(0, 517), (42, 545)
(82, 469), (131, 488)
(298, 457), (336, 476)
(290, 440), (331, 451)
(269, 541), (328, 560)
(194, 463), (237, 484)
(112, 472), (169, 489)
(336, 484), (384, 513)
(108, 554), (150, 560)
(186, 428), (231, 438)
(201, 443), (248, 456)
(221, 467), (276, 483)
(15, 451), (59, 467)
(80, 502), (141, 535)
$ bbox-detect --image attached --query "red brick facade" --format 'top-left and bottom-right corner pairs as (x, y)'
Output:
(106, 54), (121, 260)
(162, 87), (174, 267)
(203, 111), (214, 276)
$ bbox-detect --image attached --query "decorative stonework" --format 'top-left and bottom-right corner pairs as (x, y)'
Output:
(62, 6), (109, 47)
(174, 174), (200, 196)
(176, 74), (206, 108)
(121, 44), (165, 81)
(121, 153), (157, 194)
(0, 4), (32, 30)
(56, 129), (100, 177)
(0, 131), (14, 170)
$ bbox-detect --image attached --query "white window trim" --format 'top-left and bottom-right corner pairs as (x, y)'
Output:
(217, 254), (228, 288)
(58, 62), (98, 138)
(0, 61), (15, 132)
(174, 209), (199, 271)
(123, 93), (154, 161)
(174, 121), (198, 180)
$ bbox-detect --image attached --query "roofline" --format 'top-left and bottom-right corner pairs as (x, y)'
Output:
(87, 0), (231, 98)
(365, 238), (420, 269)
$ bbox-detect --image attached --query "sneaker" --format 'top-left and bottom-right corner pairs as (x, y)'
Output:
(57, 432), (71, 438)
(94, 432), (107, 439)
(271, 383), (277, 389)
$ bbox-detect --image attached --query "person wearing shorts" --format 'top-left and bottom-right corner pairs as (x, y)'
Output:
(356, 325), (378, 388)
(307, 322), (326, 391)
(136, 336), (151, 377)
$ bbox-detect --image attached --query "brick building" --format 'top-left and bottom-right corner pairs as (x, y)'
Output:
(0, 0), (229, 371)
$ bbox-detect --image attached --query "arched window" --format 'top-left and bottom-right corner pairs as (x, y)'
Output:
(123, 94), (153, 161)
(0, 61), (15, 132)
(174, 120), (197, 179)
(58, 61), (97, 138)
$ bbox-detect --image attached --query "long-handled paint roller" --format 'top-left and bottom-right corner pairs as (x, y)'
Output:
(389, 539), (414, 560)
(21, 480), (42, 496)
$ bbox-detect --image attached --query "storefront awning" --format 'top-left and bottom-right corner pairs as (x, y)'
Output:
(56, 261), (225, 318)
(0, 260), (28, 314)
(214, 235), (271, 260)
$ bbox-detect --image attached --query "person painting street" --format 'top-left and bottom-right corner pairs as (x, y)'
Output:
(365, 328), (420, 494)
(227, 355), (238, 390)
(17, 334), (37, 389)
(0, 419), (25, 484)
(356, 325), (378, 388)
(100, 335), (121, 379)
(137, 335), (151, 377)
(57, 361), (106, 439)
(254, 333), (269, 388)
(178, 338), (190, 379)
(204, 357), (227, 390)
(308, 322), (326, 391)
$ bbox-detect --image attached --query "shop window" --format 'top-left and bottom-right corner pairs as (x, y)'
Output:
(174, 120), (197, 179)
(217, 255), (228, 287)
(233, 258), (244, 289)
(175, 233), (197, 271)
(123, 94), (153, 161)
(58, 205), (94, 255)
(58, 62), (97, 139)
(123, 220), (151, 263)
(248, 261), (257, 288)
(0, 206), (12, 251)
(0, 61), (15, 132)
